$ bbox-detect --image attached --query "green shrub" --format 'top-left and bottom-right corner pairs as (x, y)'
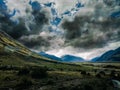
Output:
(99, 71), (106, 76)
(96, 73), (101, 78)
(84, 85), (93, 90)
(46, 79), (55, 85)
(16, 76), (32, 90)
(87, 72), (91, 76)
(81, 70), (87, 75)
(30, 67), (48, 79)
(96, 71), (106, 78)
(0, 65), (7, 70)
(17, 67), (30, 75)
(110, 70), (116, 77)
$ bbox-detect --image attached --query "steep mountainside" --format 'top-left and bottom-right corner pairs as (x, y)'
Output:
(0, 30), (57, 66)
(91, 47), (120, 62)
(0, 30), (82, 67)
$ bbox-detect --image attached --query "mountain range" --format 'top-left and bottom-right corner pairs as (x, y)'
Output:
(39, 52), (85, 62)
(39, 47), (120, 62)
(91, 47), (120, 62)
(0, 30), (119, 63)
(61, 55), (85, 62)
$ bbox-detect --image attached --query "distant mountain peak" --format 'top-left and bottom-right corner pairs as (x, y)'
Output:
(39, 52), (85, 62)
(61, 54), (85, 62)
(91, 47), (120, 62)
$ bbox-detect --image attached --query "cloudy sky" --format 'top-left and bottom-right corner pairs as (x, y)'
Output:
(0, 0), (120, 60)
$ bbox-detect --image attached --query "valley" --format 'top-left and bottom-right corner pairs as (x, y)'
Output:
(0, 60), (120, 90)
(0, 0), (120, 89)
(0, 31), (120, 90)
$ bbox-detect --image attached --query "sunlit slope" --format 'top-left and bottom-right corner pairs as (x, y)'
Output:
(0, 30), (57, 65)
(0, 30), (82, 72)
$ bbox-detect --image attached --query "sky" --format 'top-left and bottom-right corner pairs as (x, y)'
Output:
(0, 0), (120, 60)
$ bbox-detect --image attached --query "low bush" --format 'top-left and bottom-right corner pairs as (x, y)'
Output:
(30, 67), (48, 79)
(81, 71), (87, 75)
(17, 67), (30, 75)
(16, 76), (32, 90)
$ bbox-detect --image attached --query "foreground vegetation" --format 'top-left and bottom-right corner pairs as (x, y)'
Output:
(0, 54), (120, 90)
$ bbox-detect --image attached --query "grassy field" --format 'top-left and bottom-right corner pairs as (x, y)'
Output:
(0, 53), (120, 90)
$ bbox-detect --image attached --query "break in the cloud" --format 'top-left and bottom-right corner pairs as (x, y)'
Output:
(0, 0), (120, 60)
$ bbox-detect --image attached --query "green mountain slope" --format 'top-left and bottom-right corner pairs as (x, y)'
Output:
(0, 30), (80, 69)
(0, 30), (61, 66)
(0, 30), (49, 59)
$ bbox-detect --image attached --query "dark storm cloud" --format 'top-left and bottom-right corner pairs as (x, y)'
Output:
(0, 0), (26, 39)
(29, 11), (49, 34)
(62, 16), (90, 40)
(0, 0), (50, 51)
(62, 15), (120, 49)
(27, 0), (49, 33)
(0, 10), (49, 39)
(0, 16), (28, 39)
(67, 35), (107, 49)
(19, 35), (50, 51)
(103, 0), (120, 7)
